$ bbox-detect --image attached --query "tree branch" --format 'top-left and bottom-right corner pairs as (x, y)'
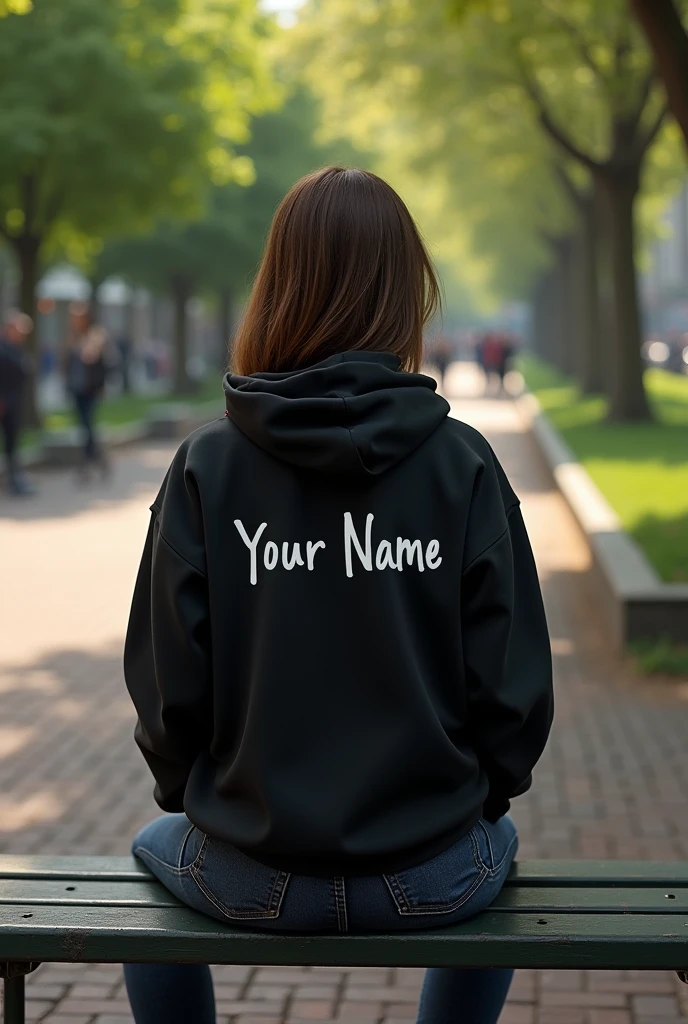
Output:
(41, 187), (65, 232)
(21, 173), (38, 240)
(631, 0), (688, 150)
(630, 68), (656, 128)
(541, 5), (607, 87)
(517, 59), (604, 172)
(552, 161), (584, 209)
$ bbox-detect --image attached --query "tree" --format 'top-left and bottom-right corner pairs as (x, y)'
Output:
(297, 0), (677, 420)
(296, 1), (570, 323)
(0, 0), (274, 423)
(0, 0), (30, 14)
(96, 85), (357, 392)
(509, 6), (667, 420)
(631, 0), (688, 152)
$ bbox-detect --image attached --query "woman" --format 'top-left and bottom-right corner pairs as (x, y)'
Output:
(66, 325), (110, 480)
(123, 167), (553, 1024)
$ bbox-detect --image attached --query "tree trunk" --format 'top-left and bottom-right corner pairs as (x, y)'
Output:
(171, 275), (193, 396)
(557, 235), (578, 377)
(547, 238), (575, 374)
(577, 196), (605, 394)
(598, 169), (652, 421)
(530, 277), (548, 358)
(121, 297), (136, 393)
(14, 235), (42, 429)
(631, 0), (688, 152)
(538, 266), (560, 367)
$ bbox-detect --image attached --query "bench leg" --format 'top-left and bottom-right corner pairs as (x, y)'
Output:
(3, 975), (25, 1024)
(1, 964), (40, 1024)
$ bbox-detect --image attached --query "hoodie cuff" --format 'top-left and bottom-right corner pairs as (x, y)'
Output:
(482, 794), (511, 823)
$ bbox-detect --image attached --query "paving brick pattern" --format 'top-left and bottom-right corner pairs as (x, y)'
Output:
(1, 368), (688, 1023)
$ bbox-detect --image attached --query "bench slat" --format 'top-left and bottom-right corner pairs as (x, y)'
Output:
(0, 856), (149, 882)
(0, 879), (183, 908)
(505, 861), (688, 887)
(493, 886), (688, 914)
(2, 880), (687, 915)
(1, 904), (687, 970)
(2, 856), (688, 887)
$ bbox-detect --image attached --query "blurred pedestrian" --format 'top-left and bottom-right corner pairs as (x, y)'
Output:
(429, 334), (453, 391)
(66, 325), (110, 481)
(0, 311), (36, 497)
(122, 167), (553, 1024)
(116, 331), (133, 393)
(477, 330), (504, 393)
(496, 331), (515, 391)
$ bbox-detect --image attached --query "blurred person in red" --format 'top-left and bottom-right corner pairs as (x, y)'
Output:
(0, 311), (36, 497)
(65, 324), (111, 481)
(496, 331), (517, 391)
(477, 330), (509, 394)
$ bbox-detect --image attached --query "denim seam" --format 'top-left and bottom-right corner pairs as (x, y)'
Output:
(133, 846), (193, 878)
(177, 825), (196, 872)
(476, 822), (518, 877)
(488, 832), (519, 877)
(266, 866), (290, 914)
(191, 833), (210, 872)
(334, 876), (348, 933)
(468, 825), (482, 871)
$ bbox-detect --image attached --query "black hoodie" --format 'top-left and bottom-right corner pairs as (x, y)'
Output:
(124, 351), (553, 876)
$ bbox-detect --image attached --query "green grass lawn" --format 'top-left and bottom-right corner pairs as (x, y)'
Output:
(23, 374), (224, 450)
(520, 355), (688, 584)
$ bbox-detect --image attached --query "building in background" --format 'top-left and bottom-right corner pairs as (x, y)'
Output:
(641, 180), (688, 336)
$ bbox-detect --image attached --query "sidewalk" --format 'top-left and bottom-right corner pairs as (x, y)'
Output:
(1, 364), (687, 1024)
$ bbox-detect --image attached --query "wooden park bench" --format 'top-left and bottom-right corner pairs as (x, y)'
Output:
(1, 856), (687, 1024)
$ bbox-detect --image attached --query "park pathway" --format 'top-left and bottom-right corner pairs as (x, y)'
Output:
(1, 364), (687, 1024)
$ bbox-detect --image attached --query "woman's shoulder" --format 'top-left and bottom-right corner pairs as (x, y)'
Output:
(436, 414), (495, 464)
(437, 415), (519, 511)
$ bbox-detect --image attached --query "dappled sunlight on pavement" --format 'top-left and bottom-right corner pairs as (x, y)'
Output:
(3, 395), (688, 1022)
(0, 445), (174, 664)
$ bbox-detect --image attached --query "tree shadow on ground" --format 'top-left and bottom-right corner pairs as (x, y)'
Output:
(0, 641), (156, 855)
(0, 442), (178, 522)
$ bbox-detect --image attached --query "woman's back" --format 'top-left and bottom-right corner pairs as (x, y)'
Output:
(125, 349), (551, 876)
(123, 167), (553, 1024)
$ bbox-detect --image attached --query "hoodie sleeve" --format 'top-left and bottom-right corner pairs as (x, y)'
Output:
(461, 495), (554, 823)
(123, 456), (211, 812)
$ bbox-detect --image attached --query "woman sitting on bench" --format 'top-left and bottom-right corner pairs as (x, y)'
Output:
(123, 166), (554, 1024)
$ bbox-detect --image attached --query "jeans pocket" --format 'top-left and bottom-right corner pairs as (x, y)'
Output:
(384, 828), (488, 916)
(189, 835), (291, 922)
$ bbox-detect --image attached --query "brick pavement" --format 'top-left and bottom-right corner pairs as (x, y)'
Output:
(1, 366), (687, 1024)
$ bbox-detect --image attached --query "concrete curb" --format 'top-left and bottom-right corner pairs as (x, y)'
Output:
(516, 391), (688, 648)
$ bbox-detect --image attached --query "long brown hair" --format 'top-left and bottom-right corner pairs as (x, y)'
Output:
(231, 167), (440, 376)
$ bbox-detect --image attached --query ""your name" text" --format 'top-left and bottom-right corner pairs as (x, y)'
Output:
(234, 513), (442, 585)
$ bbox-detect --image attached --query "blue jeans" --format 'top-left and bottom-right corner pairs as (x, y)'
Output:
(124, 814), (518, 1024)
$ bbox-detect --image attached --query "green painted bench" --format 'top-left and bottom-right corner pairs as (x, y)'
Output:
(1, 857), (687, 1024)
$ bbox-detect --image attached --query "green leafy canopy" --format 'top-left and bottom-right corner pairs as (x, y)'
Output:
(0, 0), (278, 257)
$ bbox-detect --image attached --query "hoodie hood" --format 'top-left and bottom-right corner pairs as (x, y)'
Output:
(223, 351), (450, 477)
